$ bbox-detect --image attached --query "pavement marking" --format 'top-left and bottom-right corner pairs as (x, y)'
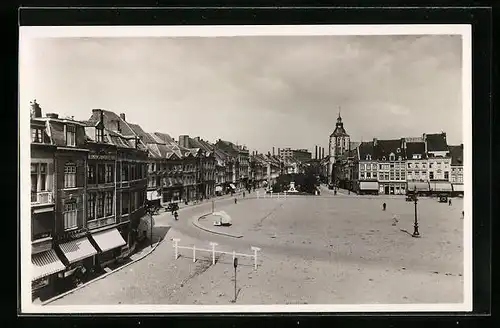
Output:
(192, 214), (243, 238)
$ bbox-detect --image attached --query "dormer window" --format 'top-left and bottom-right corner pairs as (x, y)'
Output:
(31, 128), (43, 143)
(389, 153), (395, 161)
(397, 148), (401, 153)
(65, 125), (76, 147)
(398, 156), (402, 161)
(382, 156), (386, 161)
(96, 127), (104, 143)
(366, 155), (372, 161)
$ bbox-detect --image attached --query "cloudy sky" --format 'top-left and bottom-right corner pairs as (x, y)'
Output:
(20, 34), (463, 154)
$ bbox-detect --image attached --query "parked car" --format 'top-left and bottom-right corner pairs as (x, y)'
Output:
(438, 195), (448, 203)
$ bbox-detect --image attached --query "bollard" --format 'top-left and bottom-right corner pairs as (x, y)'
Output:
(173, 238), (180, 259)
(257, 191), (259, 199)
(278, 193), (280, 199)
(251, 246), (261, 270)
(209, 242), (218, 265)
(232, 250), (236, 262)
(193, 245), (196, 263)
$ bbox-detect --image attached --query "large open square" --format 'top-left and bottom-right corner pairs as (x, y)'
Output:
(48, 192), (464, 306)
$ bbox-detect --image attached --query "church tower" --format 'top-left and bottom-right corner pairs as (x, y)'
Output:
(328, 110), (350, 184)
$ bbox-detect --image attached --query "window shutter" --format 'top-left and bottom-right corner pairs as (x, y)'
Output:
(76, 160), (85, 187)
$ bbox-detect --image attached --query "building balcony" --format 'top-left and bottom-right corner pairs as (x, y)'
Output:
(31, 191), (54, 207)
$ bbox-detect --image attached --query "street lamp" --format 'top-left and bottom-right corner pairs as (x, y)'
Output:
(412, 186), (420, 238)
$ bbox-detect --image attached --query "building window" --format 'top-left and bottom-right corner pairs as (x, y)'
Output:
(373, 172), (377, 178)
(96, 164), (105, 184)
(121, 163), (129, 181)
(389, 154), (395, 161)
(31, 128), (43, 143)
(398, 156), (402, 161)
(87, 193), (96, 220)
(64, 163), (76, 188)
(396, 148), (401, 153)
(131, 192), (136, 212)
(66, 125), (76, 147)
(96, 193), (104, 218)
(122, 192), (129, 215)
(429, 172), (434, 180)
(444, 172), (449, 180)
(87, 164), (96, 184)
(366, 155), (371, 160)
(63, 202), (78, 230)
(105, 164), (113, 183)
(366, 172), (371, 178)
(96, 127), (104, 143)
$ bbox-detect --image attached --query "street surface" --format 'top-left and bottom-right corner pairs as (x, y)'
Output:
(47, 188), (464, 305)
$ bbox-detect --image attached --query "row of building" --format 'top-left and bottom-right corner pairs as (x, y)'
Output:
(29, 101), (308, 300)
(323, 114), (464, 196)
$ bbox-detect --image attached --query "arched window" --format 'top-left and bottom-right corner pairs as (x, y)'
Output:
(366, 155), (371, 161)
(389, 153), (395, 161)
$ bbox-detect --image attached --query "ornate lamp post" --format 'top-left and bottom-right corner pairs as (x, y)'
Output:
(412, 186), (420, 238)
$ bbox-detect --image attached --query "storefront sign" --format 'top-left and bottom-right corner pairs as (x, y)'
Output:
(89, 154), (116, 161)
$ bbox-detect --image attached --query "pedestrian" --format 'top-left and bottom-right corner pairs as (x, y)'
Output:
(461, 210), (464, 219)
(234, 198), (238, 204)
(382, 203), (386, 211)
(392, 214), (399, 226)
(174, 211), (179, 221)
(243, 191), (245, 198)
(449, 199), (452, 206)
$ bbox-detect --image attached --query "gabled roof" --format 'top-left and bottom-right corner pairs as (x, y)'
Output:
(358, 142), (374, 161)
(425, 133), (448, 152)
(405, 142), (427, 160)
(374, 139), (405, 160)
(448, 145), (463, 165)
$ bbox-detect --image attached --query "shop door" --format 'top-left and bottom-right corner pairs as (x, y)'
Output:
(384, 186), (389, 194)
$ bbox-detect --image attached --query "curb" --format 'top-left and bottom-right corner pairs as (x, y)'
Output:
(192, 214), (243, 238)
(41, 238), (163, 306)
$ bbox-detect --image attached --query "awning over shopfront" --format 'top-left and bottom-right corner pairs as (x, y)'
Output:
(32, 249), (65, 281)
(215, 186), (223, 192)
(91, 228), (127, 253)
(452, 184), (464, 192)
(147, 190), (161, 200)
(360, 181), (379, 190)
(58, 237), (98, 264)
(229, 184), (236, 189)
(407, 181), (430, 192)
(429, 181), (453, 192)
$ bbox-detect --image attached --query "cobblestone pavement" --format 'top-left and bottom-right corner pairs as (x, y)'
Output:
(46, 191), (464, 305)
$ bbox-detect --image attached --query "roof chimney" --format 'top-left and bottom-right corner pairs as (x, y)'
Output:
(272, 147), (275, 156)
(373, 138), (378, 146)
(30, 100), (42, 118)
(315, 146), (318, 159)
(120, 113), (126, 121)
(45, 113), (59, 119)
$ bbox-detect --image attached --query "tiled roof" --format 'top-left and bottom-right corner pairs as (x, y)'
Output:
(374, 139), (405, 161)
(405, 142), (427, 159)
(425, 133), (448, 152)
(358, 142), (374, 160)
(152, 132), (174, 144)
(128, 123), (156, 144)
(448, 145), (463, 165)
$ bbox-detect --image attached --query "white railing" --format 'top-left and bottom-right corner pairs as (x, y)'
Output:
(172, 239), (261, 269)
(31, 191), (54, 205)
(256, 191), (288, 199)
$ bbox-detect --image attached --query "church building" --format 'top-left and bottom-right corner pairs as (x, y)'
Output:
(328, 111), (350, 185)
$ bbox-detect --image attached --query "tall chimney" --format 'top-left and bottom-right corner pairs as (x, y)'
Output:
(322, 147), (325, 159)
(120, 113), (126, 121)
(315, 146), (318, 159)
(272, 147), (275, 156)
(278, 148), (281, 159)
(30, 100), (42, 118)
(373, 138), (378, 147)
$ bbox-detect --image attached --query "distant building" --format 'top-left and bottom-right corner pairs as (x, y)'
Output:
(405, 141), (430, 195)
(424, 132), (453, 195)
(448, 144), (464, 196)
(328, 113), (350, 185)
(279, 148), (312, 162)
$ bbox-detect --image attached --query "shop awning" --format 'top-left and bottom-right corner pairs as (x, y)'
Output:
(407, 181), (430, 192)
(91, 228), (127, 253)
(360, 181), (379, 190)
(215, 186), (223, 192)
(452, 184), (464, 192)
(58, 237), (98, 264)
(229, 184), (236, 189)
(32, 249), (65, 281)
(147, 190), (161, 200)
(429, 181), (453, 192)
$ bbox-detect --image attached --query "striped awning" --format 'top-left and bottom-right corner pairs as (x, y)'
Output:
(58, 237), (98, 264)
(360, 181), (379, 190)
(430, 181), (453, 192)
(407, 181), (430, 192)
(32, 249), (65, 281)
(452, 184), (464, 192)
(91, 228), (127, 253)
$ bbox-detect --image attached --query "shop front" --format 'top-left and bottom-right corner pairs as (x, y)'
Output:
(32, 248), (66, 301)
(89, 228), (127, 268)
(407, 181), (431, 196)
(55, 237), (98, 291)
(429, 181), (453, 196)
(452, 183), (464, 197)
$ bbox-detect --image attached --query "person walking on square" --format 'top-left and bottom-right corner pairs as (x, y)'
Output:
(234, 198), (238, 204)
(174, 211), (178, 221)
(243, 191), (245, 198)
(449, 199), (452, 206)
(382, 202), (387, 211)
(392, 214), (399, 226)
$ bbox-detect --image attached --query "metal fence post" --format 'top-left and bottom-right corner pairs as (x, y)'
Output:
(193, 245), (196, 263)
(173, 238), (180, 259)
(209, 242), (218, 265)
(251, 246), (261, 270)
